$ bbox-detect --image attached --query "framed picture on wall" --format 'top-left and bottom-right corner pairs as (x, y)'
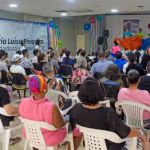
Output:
(123, 20), (139, 34)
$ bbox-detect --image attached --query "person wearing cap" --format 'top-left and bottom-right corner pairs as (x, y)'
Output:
(10, 54), (27, 79)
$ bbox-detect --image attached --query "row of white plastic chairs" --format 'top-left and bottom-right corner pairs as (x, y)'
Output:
(1, 89), (150, 150)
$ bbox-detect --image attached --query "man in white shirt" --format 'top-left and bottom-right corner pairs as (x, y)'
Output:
(20, 41), (26, 51)
(10, 54), (27, 79)
(31, 49), (40, 64)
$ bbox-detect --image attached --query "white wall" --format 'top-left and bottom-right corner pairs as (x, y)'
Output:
(106, 15), (150, 48)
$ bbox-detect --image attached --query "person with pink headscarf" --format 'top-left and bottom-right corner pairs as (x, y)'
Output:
(19, 75), (67, 147)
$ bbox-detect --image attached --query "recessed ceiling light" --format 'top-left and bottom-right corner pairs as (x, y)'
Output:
(60, 13), (68, 16)
(9, 4), (18, 8)
(111, 9), (118, 13)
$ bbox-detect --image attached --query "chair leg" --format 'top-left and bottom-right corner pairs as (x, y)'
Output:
(24, 89), (26, 98)
(3, 129), (11, 150)
(18, 90), (21, 99)
(24, 140), (29, 150)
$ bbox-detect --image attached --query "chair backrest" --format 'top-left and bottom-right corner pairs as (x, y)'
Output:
(102, 80), (120, 100)
(115, 101), (150, 128)
(60, 64), (73, 76)
(20, 118), (57, 150)
(69, 91), (80, 103)
(77, 125), (126, 150)
(46, 89), (68, 106)
(11, 73), (26, 85)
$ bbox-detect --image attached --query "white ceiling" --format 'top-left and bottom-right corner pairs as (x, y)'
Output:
(0, 0), (150, 17)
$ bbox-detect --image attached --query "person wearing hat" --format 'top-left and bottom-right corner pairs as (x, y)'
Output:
(10, 54), (27, 79)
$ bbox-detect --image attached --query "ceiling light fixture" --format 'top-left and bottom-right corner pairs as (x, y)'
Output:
(9, 4), (18, 8)
(60, 13), (68, 16)
(111, 9), (118, 13)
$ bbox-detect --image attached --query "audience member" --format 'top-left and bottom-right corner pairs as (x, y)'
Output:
(123, 52), (145, 76)
(75, 48), (82, 60)
(20, 41), (26, 51)
(31, 49), (40, 63)
(111, 40), (121, 56)
(58, 48), (66, 62)
(62, 50), (75, 66)
(19, 75), (67, 147)
(76, 49), (87, 68)
(118, 70), (150, 122)
(141, 47), (150, 69)
(69, 77), (143, 150)
(48, 51), (60, 73)
(138, 61), (150, 93)
(105, 49), (114, 61)
(90, 51), (113, 76)
(114, 51), (127, 72)
(103, 64), (122, 86)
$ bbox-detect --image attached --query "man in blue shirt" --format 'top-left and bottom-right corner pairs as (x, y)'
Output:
(91, 51), (113, 76)
(114, 51), (127, 72)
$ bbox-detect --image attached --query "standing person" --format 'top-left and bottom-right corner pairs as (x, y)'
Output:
(35, 39), (41, 51)
(58, 48), (66, 63)
(111, 41), (121, 56)
(19, 75), (67, 147)
(137, 28), (145, 38)
(90, 51), (113, 76)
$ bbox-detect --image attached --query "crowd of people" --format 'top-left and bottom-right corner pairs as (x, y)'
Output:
(0, 43), (150, 150)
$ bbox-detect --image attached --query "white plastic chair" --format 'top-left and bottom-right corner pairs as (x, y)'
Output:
(0, 107), (21, 150)
(20, 118), (74, 150)
(69, 91), (80, 103)
(46, 89), (68, 106)
(77, 125), (137, 150)
(115, 100), (150, 128)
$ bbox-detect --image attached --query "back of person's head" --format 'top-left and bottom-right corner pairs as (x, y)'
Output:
(60, 48), (66, 58)
(35, 39), (40, 45)
(80, 50), (86, 57)
(128, 52), (136, 63)
(105, 64), (121, 81)
(22, 49), (28, 56)
(21, 41), (24, 46)
(146, 61), (150, 73)
(0, 50), (5, 59)
(38, 53), (45, 63)
(43, 64), (54, 75)
(98, 51), (105, 58)
(78, 77), (105, 105)
(16, 50), (22, 55)
(65, 50), (71, 57)
(33, 49), (39, 56)
(29, 75), (47, 95)
(116, 51), (122, 59)
(114, 41), (119, 46)
(127, 69), (140, 84)
(77, 49), (82, 56)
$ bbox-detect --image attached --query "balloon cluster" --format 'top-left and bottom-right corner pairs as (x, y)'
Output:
(83, 16), (103, 31)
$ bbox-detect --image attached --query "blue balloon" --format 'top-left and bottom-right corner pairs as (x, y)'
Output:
(84, 23), (91, 31)
(49, 21), (54, 28)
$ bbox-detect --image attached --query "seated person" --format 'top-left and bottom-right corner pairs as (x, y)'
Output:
(118, 69), (150, 123)
(19, 75), (67, 147)
(0, 86), (18, 127)
(141, 47), (150, 70)
(62, 50), (75, 67)
(90, 51), (113, 76)
(138, 61), (150, 93)
(10, 54), (27, 80)
(105, 49), (115, 61)
(102, 64), (123, 86)
(114, 51), (127, 72)
(31, 49), (40, 64)
(123, 52), (145, 76)
(69, 77), (143, 150)
(35, 53), (47, 72)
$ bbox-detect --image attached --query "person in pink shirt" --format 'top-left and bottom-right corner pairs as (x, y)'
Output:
(111, 41), (121, 55)
(118, 69), (150, 122)
(19, 75), (67, 147)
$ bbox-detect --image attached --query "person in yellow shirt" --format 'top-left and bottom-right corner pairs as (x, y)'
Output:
(137, 28), (145, 38)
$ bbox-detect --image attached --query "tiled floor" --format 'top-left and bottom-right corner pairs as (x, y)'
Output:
(0, 90), (84, 150)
